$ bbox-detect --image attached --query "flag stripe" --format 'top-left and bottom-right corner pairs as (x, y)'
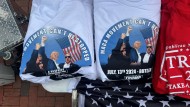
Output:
(72, 35), (81, 62)
(69, 38), (78, 62)
(74, 45), (81, 60)
(57, 34), (82, 63)
(76, 35), (82, 58)
(72, 36), (81, 61)
(143, 26), (158, 54)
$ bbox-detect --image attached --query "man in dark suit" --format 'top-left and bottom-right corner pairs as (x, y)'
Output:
(59, 53), (80, 74)
(107, 26), (142, 68)
(49, 53), (81, 80)
(24, 43), (46, 76)
(30, 36), (60, 76)
(122, 26), (142, 65)
(140, 43), (155, 67)
(38, 36), (60, 71)
(46, 51), (60, 71)
(129, 40), (141, 65)
(107, 33), (130, 68)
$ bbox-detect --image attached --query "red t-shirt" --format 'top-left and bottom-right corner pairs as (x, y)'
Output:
(153, 0), (190, 99)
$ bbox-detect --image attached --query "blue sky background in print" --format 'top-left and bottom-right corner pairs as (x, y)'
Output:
(99, 18), (158, 65)
(20, 27), (91, 73)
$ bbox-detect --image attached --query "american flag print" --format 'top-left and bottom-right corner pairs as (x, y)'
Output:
(76, 78), (190, 107)
(140, 26), (159, 53)
(56, 34), (81, 63)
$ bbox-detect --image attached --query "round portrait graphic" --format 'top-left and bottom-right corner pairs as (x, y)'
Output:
(99, 18), (159, 80)
(20, 26), (91, 79)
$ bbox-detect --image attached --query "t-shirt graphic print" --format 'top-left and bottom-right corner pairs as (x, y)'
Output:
(20, 26), (91, 80)
(94, 0), (161, 81)
(99, 18), (159, 80)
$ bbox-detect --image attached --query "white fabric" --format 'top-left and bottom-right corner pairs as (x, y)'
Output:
(143, 53), (150, 63)
(137, 50), (141, 63)
(54, 60), (60, 69)
(63, 63), (70, 69)
(42, 77), (81, 93)
(94, 0), (161, 81)
(20, 0), (96, 92)
(78, 93), (85, 107)
(21, 73), (53, 84)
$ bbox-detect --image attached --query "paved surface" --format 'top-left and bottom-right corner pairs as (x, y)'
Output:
(0, 76), (72, 107)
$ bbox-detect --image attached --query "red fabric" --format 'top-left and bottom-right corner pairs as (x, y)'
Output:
(152, 0), (173, 94)
(165, 0), (190, 99)
(153, 0), (190, 99)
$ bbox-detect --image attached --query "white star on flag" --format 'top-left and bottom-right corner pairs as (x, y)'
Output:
(160, 101), (170, 107)
(98, 97), (104, 101)
(91, 98), (98, 106)
(123, 92), (133, 99)
(183, 101), (190, 106)
(167, 95), (175, 100)
(144, 83), (152, 88)
(137, 100), (147, 107)
(93, 88), (100, 91)
(117, 98), (124, 105)
(145, 93), (154, 100)
(135, 87), (142, 92)
(106, 103), (112, 107)
(86, 83), (94, 88)
(112, 86), (121, 91)
(86, 91), (92, 96)
(105, 92), (111, 98)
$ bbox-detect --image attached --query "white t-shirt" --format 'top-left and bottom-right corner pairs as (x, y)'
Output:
(20, 0), (96, 92)
(94, 0), (161, 81)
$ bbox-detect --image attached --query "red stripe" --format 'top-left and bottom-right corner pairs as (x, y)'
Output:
(72, 36), (81, 61)
(74, 35), (82, 60)
(76, 44), (81, 59)
(72, 36), (79, 61)
(62, 34), (82, 63)
(63, 48), (69, 55)
(73, 35), (81, 60)
(69, 39), (77, 62)
(144, 27), (158, 54)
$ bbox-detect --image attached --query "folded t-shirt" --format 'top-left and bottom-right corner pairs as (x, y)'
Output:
(155, 0), (190, 99)
(19, 0), (96, 92)
(94, 0), (161, 81)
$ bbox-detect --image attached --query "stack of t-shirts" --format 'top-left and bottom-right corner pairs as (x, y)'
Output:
(19, 0), (96, 92)
(94, 0), (161, 81)
(153, 0), (190, 99)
